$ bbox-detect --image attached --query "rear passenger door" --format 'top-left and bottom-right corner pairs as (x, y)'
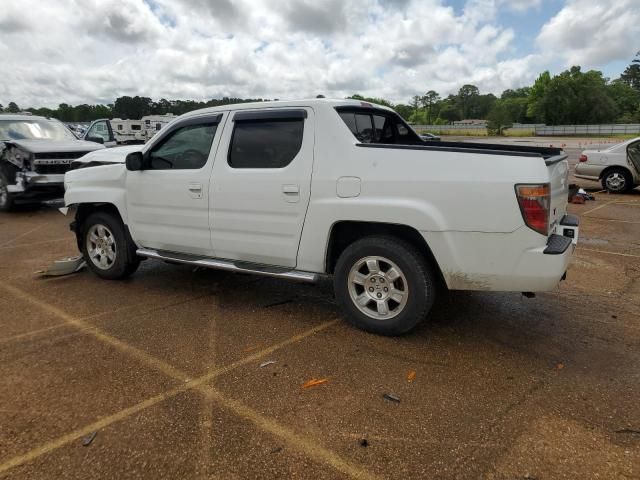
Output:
(210, 108), (314, 268)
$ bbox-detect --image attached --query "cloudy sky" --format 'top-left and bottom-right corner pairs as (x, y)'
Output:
(0, 0), (639, 108)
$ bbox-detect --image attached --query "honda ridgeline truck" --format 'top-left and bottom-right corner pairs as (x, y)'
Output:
(63, 99), (579, 335)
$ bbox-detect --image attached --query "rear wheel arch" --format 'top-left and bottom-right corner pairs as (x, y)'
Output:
(324, 220), (446, 288)
(599, 165), (633, 180)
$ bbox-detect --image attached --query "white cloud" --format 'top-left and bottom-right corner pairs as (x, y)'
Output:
(537, 0), (640, 67)
(0, 0), (632, 109)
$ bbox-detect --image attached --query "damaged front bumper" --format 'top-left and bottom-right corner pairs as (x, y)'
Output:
(5, 172), (65, 201)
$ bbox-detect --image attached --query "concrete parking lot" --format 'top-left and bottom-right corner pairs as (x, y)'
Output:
(1, 140), (639, 479)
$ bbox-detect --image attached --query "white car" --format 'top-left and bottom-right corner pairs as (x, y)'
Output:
(63, 99), (578, 335)
(575, 137), (640, 193)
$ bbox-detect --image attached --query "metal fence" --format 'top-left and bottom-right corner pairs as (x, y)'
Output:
(413, 124), (486, 132)
(534, 124), (640, 136)
(414, 123), (640, 137)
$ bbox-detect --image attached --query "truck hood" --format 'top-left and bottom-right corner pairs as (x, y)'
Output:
(70, 145), (140, 168)
(8, 139), (105, 153)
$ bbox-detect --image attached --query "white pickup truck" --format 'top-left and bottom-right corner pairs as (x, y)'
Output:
(63, 99), (578, 335)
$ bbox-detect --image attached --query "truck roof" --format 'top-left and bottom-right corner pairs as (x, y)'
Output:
(180, 98), (395, 119)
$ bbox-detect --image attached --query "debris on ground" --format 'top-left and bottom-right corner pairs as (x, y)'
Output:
(302, 378), (329, 389)
(37, 255), (86, 277)
(571, 188), (595, 204)
(82, 431), (97, 446)
(555, 362), (565, 370)
(383, 393), (401, 403)
(259, 360), (276, 368)
(407, 370), (416, 382)
(269, 446), (283, 454)
(614, 428), (640, 436)
(359, 438), (369, 447)
(242, 344), (262, 353)
(263, 299), (294, 308)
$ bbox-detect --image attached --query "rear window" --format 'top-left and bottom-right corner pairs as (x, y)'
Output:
(228, 119), (304, 168)
(337, 109), (421, 145)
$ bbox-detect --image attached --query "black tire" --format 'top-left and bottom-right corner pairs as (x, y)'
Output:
(81, 211), (140, 279)
(333, 236), (436, 336)
(0, 172), (15, 212)
(601, 168), (633, 193)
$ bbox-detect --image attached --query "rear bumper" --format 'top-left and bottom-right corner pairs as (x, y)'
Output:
(422, 217), (579, 292)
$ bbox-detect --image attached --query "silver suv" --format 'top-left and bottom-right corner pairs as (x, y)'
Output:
(0, 114), (104, 210)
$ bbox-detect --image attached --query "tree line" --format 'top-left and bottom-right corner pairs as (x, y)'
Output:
(0, 97), (268, 123)
(354, 54), (640, 131)
(1, 54), (639, 129)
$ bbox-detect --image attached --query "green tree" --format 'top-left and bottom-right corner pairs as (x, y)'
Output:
(6, 102), (20, 113)
(422, 90), (440, 124)
(394, 104), (413, 120)
(620, 51), (640, 92)
(457, 84), (479, 119)
(113, 96), (153, 119)
(411, 95), (421, 121)
(527, 71), (551, 122)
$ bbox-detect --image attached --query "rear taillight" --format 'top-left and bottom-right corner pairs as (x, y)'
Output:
(579, 154), (588, 162)
(515, 184), (550, 236)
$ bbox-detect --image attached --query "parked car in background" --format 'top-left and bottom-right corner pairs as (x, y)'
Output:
(575, 137), (640, 193)
(0, 114), (104, 210)
(63, 99), (578, 336)
(419, 133), (441, 141)
(83, 114), (176, 148)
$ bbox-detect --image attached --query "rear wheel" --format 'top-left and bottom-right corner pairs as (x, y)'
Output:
(334, 236), (436, 336)
(0, 172), (15, 212)
(81, 211), (140, 279)
(602, 168), (633, 193)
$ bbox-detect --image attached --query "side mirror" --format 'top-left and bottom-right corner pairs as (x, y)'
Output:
(125, 152), (145, 171)
(86, 136), (104, 144)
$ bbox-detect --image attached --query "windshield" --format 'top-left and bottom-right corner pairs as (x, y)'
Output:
(0, 119), (76, 141)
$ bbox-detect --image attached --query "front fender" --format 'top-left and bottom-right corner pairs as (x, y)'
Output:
(64, 164), (129, 224)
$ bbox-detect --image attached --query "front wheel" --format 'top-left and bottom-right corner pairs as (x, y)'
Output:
(0, 172), (15, 212)
(333, 236), (436, 336)
(602, 168), (633, 193)
(81, 211), (140, 279)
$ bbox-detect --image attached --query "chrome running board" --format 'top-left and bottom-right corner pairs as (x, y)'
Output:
(136, 248), (319, 283)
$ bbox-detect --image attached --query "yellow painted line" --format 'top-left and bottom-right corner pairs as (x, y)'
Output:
(0, 323), (69, 344)
(577, 247), (640, 258)
(202, 388), (382, 480)
(0, 383), (195, 475)
(0, 224), (48, 248)
(0, 237), (68, 250)
(580, 216), (640, 225)
(0, 282), (364, 478)
(581, 201), (617, 216)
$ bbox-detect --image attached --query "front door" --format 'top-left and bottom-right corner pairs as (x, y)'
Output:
(628, 140), (640, 176)
(125, 113), (225, 256)
(84, 120), (117, 147)
(210, 108), (314, 268)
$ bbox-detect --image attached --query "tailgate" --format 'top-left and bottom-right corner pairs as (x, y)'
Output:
(546, 155), (570, 234)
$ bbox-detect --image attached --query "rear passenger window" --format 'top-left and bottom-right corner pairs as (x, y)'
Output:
(228, 119), (304, 168)
(337, 108), (423, 145)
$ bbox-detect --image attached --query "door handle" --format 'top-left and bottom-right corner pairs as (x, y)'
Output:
(188, 182), (203, 199)
(282, 184), (300, 203)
